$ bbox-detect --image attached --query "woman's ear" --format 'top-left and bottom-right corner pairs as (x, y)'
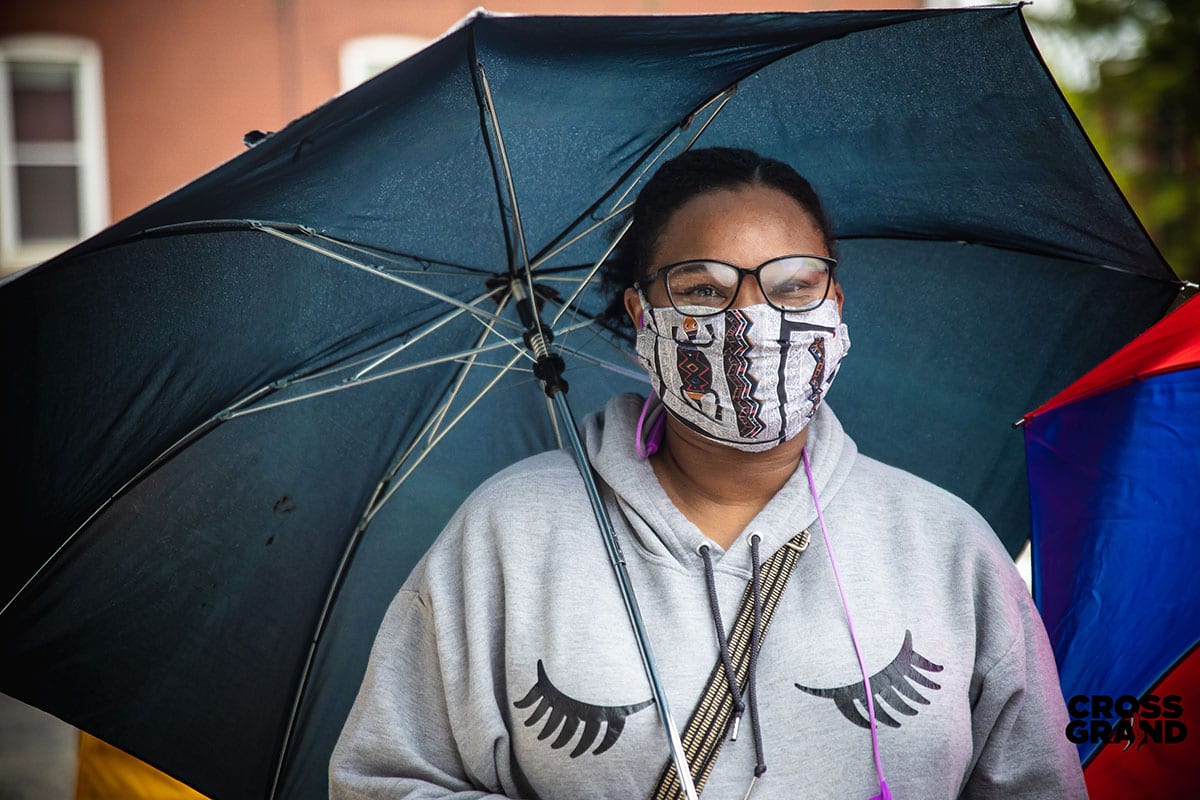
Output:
(832, 281), (845, 319)
(624, 288), (644, 329)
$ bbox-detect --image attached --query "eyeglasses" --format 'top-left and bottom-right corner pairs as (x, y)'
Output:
(633, 254), (836, 316)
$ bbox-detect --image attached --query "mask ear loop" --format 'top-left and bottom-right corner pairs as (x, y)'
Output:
(802, 447), (891, 800)
(634, 307), (667, 459)
(635, 391), (666, 459)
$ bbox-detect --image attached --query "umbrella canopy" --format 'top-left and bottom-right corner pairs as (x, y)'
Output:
(1023, 293), (1200, 797)
(0, 6), (1182, 799)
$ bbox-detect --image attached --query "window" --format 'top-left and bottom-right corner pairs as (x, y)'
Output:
(0, 35), (108, 273)
(339, 35), (429, 93)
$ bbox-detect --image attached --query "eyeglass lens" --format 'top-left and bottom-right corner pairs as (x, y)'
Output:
(666, 257), (830, 314)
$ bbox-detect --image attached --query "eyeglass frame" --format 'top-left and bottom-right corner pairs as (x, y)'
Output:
(632, 254), (838, 316)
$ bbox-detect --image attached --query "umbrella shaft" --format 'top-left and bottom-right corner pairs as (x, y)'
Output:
(550, 390), (699, 800)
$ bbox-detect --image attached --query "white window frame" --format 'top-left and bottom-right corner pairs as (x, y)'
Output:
(339, 35), (429, 93)
(0, 34), (109, 272)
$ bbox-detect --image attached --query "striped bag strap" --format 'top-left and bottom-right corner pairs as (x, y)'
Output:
(650, 529), (811, 800)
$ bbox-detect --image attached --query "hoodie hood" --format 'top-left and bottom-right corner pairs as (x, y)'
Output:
(581, 392), (858, 575)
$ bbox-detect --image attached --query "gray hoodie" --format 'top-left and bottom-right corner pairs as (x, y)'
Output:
(330, 394), (1086, 799)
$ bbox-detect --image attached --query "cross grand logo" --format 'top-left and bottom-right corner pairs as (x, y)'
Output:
(1066, 694), (1187, 750)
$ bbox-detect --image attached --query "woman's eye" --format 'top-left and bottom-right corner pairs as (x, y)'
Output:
(673, 283), (728, 304)
(666, 264), (737, 306)
(678, 284), (722, 297)
(773, 281), (818, 296)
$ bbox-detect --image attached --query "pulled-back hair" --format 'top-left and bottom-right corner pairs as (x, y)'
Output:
(598, 147), (836, 328)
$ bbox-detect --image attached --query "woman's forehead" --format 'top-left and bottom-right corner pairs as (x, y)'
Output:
(649, 185), (828, 269)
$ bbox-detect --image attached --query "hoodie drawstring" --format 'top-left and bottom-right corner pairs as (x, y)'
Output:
(747, 533), (767, 780)
(697, 545), (747, 739)
(697, 539), (767, 789)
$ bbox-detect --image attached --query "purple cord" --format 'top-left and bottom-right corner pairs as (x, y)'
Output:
(635, 391), (666, 459)
(802, 448), (890, 800)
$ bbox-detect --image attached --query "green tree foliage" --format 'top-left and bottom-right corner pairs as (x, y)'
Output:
(1032, 0), (1199, 281)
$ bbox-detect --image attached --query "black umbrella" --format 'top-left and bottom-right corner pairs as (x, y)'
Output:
(0, 6), (1181, 799)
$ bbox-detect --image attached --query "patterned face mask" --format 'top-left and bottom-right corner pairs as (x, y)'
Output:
(634, 293), (850, 452)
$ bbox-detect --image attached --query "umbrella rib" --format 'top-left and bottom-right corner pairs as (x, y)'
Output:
(225, 339), (531, 420)
(423, 293), (513, 444)
(338, 290), (519, 537)
(346, 317), (510, 558)
(554, 317), (608, 337)
(524, 275), (589, 283)
(0, 306), (529, 619)
(0, 293), (519, 617)
(423, 360), (536, 439)
(527, 84), (736, 271)
(451, 359), (532, 372)
(404, 370), (477, 462)
(263, 346), (511, 800)
(833, 233), (1186, 280)
(381, 341), (496, 494)
(537, 89), (734, 336)
(255, 225), (524, 333)
(554, 344), (648, 384)
(549, 313), (646, 384)
(549, 217), (633, 328)
(474, 59), (553, 359)
(549, 300), (636, 353)
(128, 220), (496, 276)
(255, 291), (504, 395)
(377, 268), (489, 278)
(242, 290), (500, 393)
(262, 352), (523, 797)
(0, 383), (272, 617)
(351, 290), (499, 382)
(605, 132), (686, 218)
(309, 231), (495, 276)
(528, 204), (633, 272)
(470, 303), (533, 362)
(364, 349), (526, 527)
(474, 62), (531, 274)
(609, 85), (738, 217)
(267, 308), (526, 798)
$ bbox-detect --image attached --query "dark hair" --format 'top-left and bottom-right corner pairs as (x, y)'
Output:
(598, 147), (836, 328)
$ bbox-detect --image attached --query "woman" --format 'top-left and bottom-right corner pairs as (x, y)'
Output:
(330, 149), (1086, 799)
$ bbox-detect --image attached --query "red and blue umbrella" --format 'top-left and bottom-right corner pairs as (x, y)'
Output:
(1023, 293), (1200, 797)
